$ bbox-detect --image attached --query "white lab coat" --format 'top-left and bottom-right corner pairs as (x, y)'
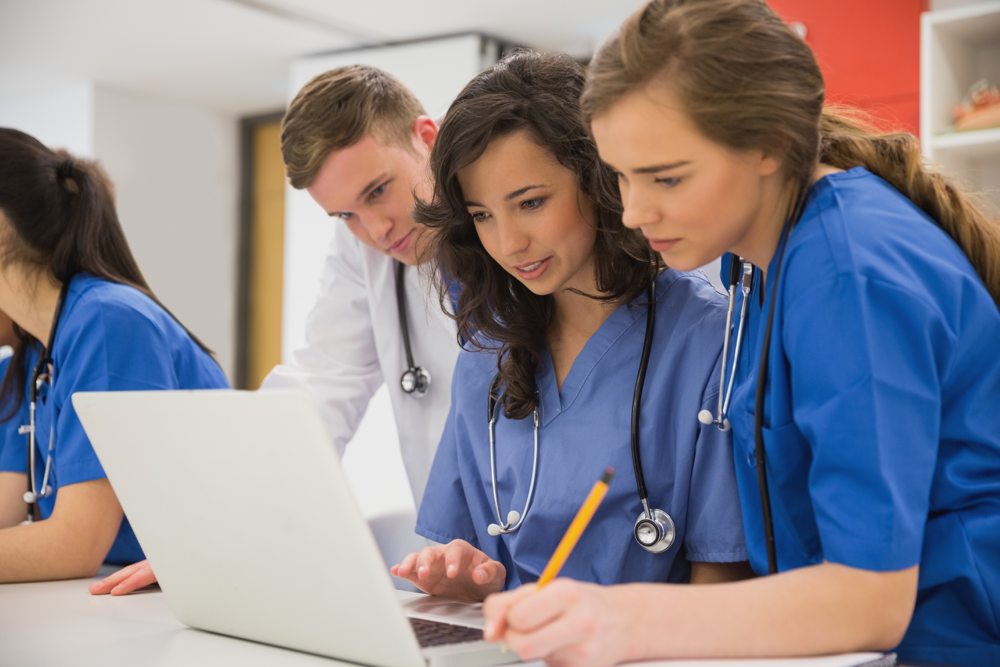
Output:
(261, 223), (460, 565)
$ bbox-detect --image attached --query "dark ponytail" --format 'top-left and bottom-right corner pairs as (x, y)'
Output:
(0, 128), (216, 420)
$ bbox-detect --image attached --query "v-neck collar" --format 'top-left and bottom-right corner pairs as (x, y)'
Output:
(535, 288), (651, 428)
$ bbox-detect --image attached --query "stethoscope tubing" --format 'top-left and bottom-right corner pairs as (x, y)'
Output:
(488, 376), (539, 534)
(22, 281), (70, 521)
(488, 281), (669, 552)
(754, 193), (809, 576)
(630, 281), (656, 505)
(395, 261), (430, 398)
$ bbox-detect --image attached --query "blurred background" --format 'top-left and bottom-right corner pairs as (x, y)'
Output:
(0, 0), (996, 516)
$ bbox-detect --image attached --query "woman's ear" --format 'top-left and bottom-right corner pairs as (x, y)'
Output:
(758, 151), (783, 177)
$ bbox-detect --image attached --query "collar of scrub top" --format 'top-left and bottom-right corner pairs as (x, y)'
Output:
(18, 280), (71, 523)
(395, 260), (431, 398)
(484, 281), (676, 553)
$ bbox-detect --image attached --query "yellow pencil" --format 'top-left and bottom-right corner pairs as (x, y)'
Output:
(535, 467), (614, 589)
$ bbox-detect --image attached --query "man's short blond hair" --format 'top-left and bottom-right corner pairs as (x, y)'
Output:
(281, 65), (426, 189)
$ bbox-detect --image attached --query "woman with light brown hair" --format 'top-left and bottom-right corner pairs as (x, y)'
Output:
(479, 2), (1000, 666)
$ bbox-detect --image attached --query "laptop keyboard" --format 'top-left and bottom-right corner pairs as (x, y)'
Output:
(410, 617), (485, 647)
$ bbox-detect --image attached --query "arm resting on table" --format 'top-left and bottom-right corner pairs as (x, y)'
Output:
(0, 478), (124, 582)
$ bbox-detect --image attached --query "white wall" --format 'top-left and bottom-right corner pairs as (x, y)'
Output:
(93, 87), (239, 377)
(0, 82), (94, 157)
(0, 83), (239, 381)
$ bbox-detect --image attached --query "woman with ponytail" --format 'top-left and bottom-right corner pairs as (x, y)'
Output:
(0, 128), (228, 582)
(479, 2), (1000, 666)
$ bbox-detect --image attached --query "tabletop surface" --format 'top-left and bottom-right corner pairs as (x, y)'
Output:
(0, 571), (912, 667)
(0, 570), (363, 667)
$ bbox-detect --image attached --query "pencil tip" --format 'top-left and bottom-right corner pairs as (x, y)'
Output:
(601, 467), (614, 484)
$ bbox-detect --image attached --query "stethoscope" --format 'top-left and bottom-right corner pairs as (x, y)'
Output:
(486, 282), (677, 554)
(698, 257), (755, 431)
(18, 282), (70, 524)
(698, 197), (809, 576)
(395, 261), (431, 398)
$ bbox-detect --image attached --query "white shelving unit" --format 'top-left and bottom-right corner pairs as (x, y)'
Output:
(921, 1), (1000, 207)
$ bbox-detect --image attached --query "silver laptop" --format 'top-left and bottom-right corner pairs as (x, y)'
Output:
(73, 389), (519, 667)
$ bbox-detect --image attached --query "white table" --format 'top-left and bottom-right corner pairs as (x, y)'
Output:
(0, 568), (352, 667)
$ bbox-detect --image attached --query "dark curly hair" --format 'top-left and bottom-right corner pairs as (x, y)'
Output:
(415, 50), (660, 420)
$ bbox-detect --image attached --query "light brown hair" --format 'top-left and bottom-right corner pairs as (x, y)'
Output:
(582, 0), (1000, 307)
(281, 65), (427, 189)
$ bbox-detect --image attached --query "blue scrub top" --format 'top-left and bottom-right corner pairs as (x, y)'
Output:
(724, 168), (1000, 666)
(0, 273), (230, 564)
(417, 269), (747, 589)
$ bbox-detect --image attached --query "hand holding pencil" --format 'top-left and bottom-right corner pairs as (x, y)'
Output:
(483, 467), (615, 655)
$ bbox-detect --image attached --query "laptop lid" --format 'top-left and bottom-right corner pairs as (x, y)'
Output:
(73, 389), (426, 667)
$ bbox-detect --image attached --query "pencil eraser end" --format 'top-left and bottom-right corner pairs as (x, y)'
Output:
(601, 467), (614, 485)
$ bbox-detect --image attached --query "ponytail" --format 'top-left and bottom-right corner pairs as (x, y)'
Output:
(0, 128), (218, 420)
(819, 110), (1000, 308)
(583, 0), (1000, 310)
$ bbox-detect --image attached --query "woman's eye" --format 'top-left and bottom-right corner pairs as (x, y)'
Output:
(521, 197), (544, 210)
(370, 183), (387, 200)
(340, 212), (354, 220)
(471, 211), (490, 223)
(654, 177), (681, 188)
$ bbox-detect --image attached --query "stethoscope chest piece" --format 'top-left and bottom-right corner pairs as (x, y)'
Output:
(634, 508), (676, 553)
(400, 366), (431, 398)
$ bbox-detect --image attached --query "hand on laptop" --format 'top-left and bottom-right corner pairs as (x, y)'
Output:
(89, 559), (158, 596)
(391, 539), (505, 603)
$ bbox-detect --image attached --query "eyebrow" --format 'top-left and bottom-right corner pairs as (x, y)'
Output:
(633, 161), (690, 175)
(326, 172), (389, 217)
(464, 184), (549, 208)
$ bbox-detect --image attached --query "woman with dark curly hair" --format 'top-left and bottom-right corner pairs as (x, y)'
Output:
(390, 51), (752, 602)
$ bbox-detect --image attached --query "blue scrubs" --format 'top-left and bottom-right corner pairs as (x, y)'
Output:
(725, 168), (1000, 666)
(417, 269), (747, 589)
(0, 273), (229, 564)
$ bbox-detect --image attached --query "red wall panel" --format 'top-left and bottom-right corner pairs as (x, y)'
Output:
(767, 0), (923, 135)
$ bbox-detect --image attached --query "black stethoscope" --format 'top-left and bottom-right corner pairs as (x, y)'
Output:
(395, 261), (431, 398)
(751, 196), (807, 576)
(486, 281), (677, 554)
(18, 281), (70, 524)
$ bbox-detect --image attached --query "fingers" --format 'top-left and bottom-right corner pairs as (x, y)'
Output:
(392, 551), (420, 580)
(88, 560), (147, 596)
(483, 584), (536, 641)
(443, 539), (476, 579)
(414, 545), (445, 581)
(472, 558), (502, 585)
(504, 601), (591, 663)
(507, 578), (580, 632)
(109, 563), (157, 596)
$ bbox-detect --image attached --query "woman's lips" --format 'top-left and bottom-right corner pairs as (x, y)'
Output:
(647, 237), (680, 252)
(513, 256), (552, 280)
(389, 230), (414, 254)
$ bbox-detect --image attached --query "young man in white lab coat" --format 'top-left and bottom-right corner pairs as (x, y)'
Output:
(90, 66), (459, 596)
